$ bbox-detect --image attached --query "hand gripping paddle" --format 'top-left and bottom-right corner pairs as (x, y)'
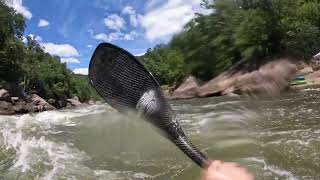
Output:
(88, 43), (210, 168)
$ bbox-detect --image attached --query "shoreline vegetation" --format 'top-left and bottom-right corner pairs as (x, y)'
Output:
(1, 0), (320, 115)
(0, 2), (102, 115)
(140, 1), (320, 97)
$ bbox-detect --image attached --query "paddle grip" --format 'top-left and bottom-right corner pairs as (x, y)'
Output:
(167, 122), (210, 169)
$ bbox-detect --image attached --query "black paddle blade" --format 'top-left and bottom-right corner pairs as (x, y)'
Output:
(89, 43), (209, 168)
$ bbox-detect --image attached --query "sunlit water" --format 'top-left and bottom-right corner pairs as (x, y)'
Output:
(0, 91), (320, 180)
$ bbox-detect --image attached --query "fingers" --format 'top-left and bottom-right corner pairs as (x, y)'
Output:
(202, 160), (255, 180)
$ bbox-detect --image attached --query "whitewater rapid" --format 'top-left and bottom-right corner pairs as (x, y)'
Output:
(0, 91), (319, 179)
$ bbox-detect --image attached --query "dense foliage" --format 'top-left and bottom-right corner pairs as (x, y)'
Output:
(141, 45), (186, 86)
(0, 2), (101, 105)
(143, 0), (320, 82)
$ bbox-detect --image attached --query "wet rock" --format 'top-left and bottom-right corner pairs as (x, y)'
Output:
(48, 99), (56, 105)
(0, 101), (14, 115)
(170, 76), (200, 99)
(0, 89), (10, 102)
(221, 86), (236, 96)
(95, 101), (102, 105)
(310, 59), (320, 71)
(66, 102), (73, 109)
(31, 94), (56, 111)
(88, 100), (95, 105)
(67, 98), (82, 107)
(11, 97), (19, 103)
(13, 101), (27, 114)
(26, 102), (38, 113)
(198, 72), (244, 97)
(297, 66), (313, 75)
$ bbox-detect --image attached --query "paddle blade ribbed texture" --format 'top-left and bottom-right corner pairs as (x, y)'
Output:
(88, 43), (209, 168)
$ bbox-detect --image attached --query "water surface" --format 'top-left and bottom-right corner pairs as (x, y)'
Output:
(0, 91), (319, 179)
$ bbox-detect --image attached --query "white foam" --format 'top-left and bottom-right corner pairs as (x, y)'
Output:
(201, 101), (241, 109)
(0, 105), (108, 179)
(243, 157), (298, 180)
(94, 170), (152, 179)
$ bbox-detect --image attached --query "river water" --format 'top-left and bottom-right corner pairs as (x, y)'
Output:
(0, 91), (319, 180)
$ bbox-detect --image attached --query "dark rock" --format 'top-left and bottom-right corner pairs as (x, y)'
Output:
(170, 76), (200, 99)
(57, 99), (68, 109)
(48, 99), (56, 105)
(0, 101), (14, 115)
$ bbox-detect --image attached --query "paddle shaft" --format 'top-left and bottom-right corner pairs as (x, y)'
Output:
(167, 121), (210, 168)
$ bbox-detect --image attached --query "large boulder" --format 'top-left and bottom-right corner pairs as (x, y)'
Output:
(0, 89), (10, 102)
(13, 101), (27, 114)
(0, 101), (14, 115)
(31, 94), (56, 111)
(170, 76), (200, 99)
(198, 71), (244, 97)
(235, 60), (297, 96)
(310, 59), (320, 71)
(67, 98), (82, 107)
(297, 66), (313, 75)
(198, 59), (297, 97)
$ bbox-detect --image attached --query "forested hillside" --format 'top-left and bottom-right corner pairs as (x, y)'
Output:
(0, 2), (101, 104)
(142, 0), (320, 85)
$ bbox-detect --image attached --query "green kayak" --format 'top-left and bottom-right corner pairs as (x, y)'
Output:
(290, 80), (307, 86)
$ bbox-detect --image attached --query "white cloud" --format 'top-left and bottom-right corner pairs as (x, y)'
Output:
(28, 34), (42, 42)
(122, 6), (135, 15)
(94, 33), (116, 42)
(134, 51), (146, 56)
(41, 43), (79, 57)
(145, 0), (163, 10)
(73, 68), (88, 75)
(123, 31), (138, 40)
(38, 19), (50, 27)
(4, 0), (32, 19)
(60, 57), (80, 64)
(88, 29), (94, 36)
(94, 31), (137, 42)
(122, 6), (139, 27)
(104, 14), (125, 31)
(22, 36), (27, 43)
(87, 45), (93, 48)
(140, 0), (208, 41)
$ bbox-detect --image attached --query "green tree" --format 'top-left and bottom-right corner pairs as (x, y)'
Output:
(0, 2), (101, 105)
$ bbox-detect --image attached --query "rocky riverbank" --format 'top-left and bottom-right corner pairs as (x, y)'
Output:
(169, 58), (320, 99)
(0, 89), (86, 115)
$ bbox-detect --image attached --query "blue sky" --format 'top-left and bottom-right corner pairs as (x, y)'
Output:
(5, 0), (210, 75)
